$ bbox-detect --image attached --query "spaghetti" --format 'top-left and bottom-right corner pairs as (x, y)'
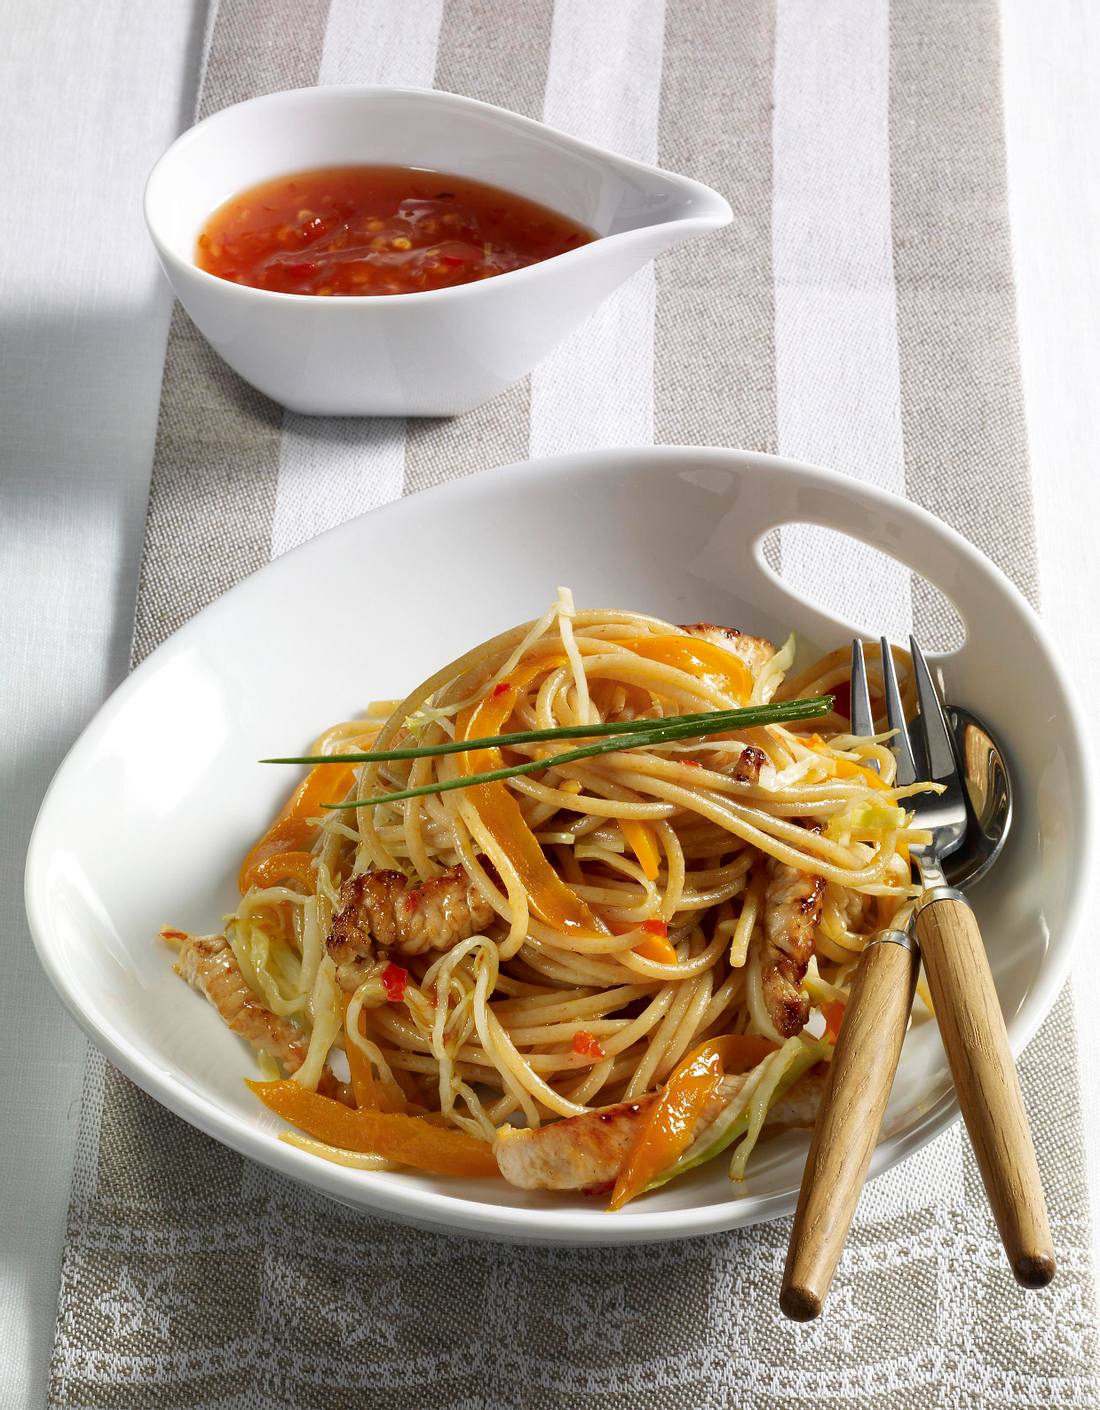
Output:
(166, 594), (932, 1203)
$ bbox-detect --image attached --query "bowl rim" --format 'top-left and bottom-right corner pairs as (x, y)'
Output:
(25, 445), (1092, 1244)
(143, 83), (733, 309)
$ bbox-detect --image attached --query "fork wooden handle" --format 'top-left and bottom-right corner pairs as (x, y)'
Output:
(915, 894), (1055, 1288)
(780, 932), (919, 1321)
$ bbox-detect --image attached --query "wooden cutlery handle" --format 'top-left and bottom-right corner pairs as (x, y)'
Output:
(781, 933), (919, 1321)
(915, 894), (1055, 1288)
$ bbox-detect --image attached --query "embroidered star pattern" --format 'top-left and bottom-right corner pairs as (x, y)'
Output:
(93, 1264), (190, 1342)
(771, 1282), (876, 1358)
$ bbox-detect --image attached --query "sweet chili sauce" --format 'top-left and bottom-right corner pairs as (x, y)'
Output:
(195, 165), (595, 296)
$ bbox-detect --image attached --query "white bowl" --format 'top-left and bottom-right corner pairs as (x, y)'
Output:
(143, 87), (731, 416)
(25, 448), (1090, 1245)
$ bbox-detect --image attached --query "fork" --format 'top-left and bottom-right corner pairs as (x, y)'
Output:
(781, 638), (1054, 1319)
(885, 637), (1054, 1289)
(781, 642), (921, 1320)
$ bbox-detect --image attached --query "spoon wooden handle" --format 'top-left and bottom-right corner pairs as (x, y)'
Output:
(780, 931), (919, 1321)
(915, 893), (1055, 1288)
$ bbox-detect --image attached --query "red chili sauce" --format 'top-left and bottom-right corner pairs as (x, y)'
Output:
(195, 165), (595, 296)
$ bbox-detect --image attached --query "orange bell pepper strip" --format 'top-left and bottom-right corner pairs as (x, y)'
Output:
(247, 850), (317, 892)
(803, 735), (887, 791)
(247, 1079), (499, 1178)
(239, 761), (358, 892)
(821, 999), (847, 1044)
(613, 635), (753, 705)
(634, 917), (677, 964)
(346, 1035), (384, 1111)
(606, 916), (678, 964)
(827, 755), (888, 790)
(635, 935), (678, 964)
(456, 674), (601, 937)
(342, 1002), (404, 1113)
(621, 819), (661, 881)
(608, 1033), (777, 1210)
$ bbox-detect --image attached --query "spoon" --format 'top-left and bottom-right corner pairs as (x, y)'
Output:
(943, 705), (1012, 889)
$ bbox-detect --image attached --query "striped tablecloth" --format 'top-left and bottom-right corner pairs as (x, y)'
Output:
(49, 2), (1097, 1406)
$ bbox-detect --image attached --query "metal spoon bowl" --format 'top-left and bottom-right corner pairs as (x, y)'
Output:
(943, 704), (1012, 890)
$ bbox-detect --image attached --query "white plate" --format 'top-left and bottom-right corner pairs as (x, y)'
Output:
(25, 447), (1090, 1245)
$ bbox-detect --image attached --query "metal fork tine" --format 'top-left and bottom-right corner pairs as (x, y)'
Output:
(879, 637), (918, 785)
(909, 636), (957, 783)
(849, 639), (875, 738)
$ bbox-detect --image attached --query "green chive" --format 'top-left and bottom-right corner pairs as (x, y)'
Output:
(263, 697), (832, 767)
(310, 696), (832, 811)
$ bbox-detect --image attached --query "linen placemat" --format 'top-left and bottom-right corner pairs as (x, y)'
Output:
(49, 2), (1097, 1406)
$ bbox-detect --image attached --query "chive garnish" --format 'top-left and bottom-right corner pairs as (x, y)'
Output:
(265, 696), (832, 811)
(262, 697), (829, 767)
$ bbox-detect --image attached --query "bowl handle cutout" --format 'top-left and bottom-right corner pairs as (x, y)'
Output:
(691, 472), (983, 660)
(753, 522), (965, 655)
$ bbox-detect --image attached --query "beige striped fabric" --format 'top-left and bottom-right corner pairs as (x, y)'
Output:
(50, 2), (1097, 1407)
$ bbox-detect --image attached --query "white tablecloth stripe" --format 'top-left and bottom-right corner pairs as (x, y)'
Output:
(1002, 0), (1100, 1288)
(0, 3), (199, 1402)
(774, 0), (911, 647)
(270, 0), (445, 557)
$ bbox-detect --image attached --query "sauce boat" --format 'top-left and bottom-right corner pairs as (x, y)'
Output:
(144, 86), (732, 416)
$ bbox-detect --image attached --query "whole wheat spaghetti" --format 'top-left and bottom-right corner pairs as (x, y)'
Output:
(166, 593), (931, 1203)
